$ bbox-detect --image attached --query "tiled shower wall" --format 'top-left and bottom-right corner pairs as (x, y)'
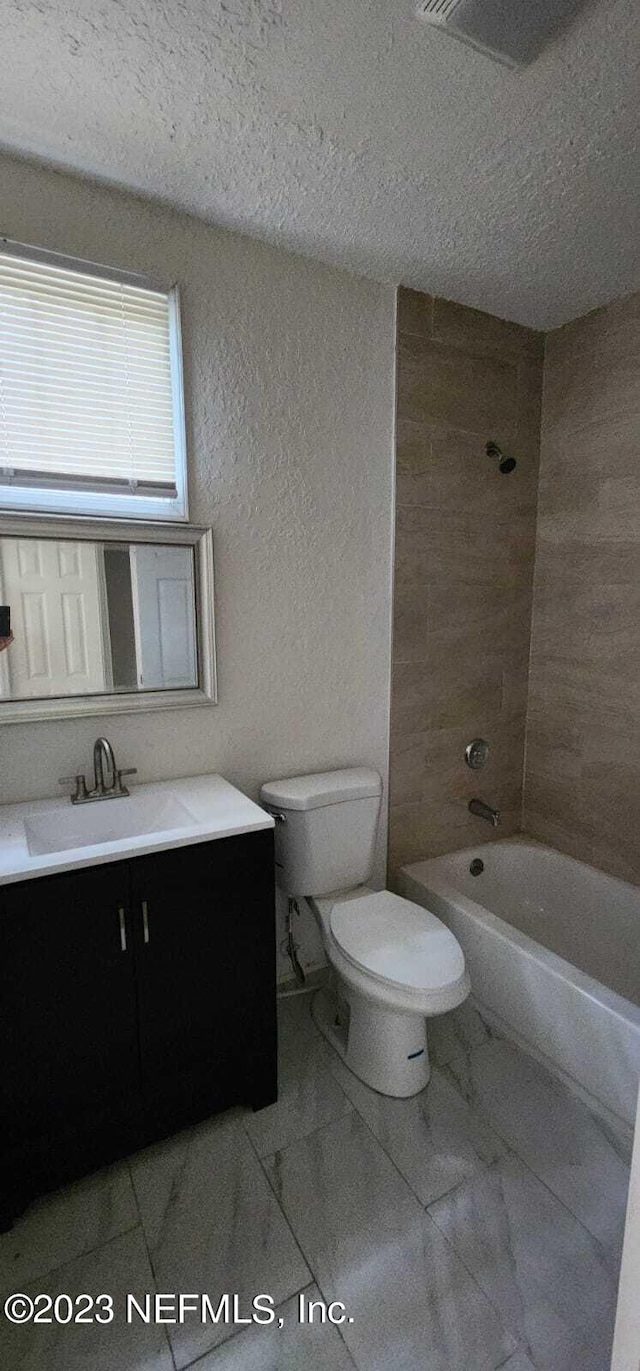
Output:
(524, 291), (640, 884)
(388, 289), (544, 874)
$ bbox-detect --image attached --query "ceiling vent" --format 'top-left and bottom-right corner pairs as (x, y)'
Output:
(416, 0), (590, 68)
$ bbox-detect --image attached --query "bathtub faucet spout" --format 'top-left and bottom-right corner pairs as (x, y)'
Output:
(469, 798), (501, 827)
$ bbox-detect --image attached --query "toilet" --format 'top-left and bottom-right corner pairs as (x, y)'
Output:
(261, 766), (470, 1097)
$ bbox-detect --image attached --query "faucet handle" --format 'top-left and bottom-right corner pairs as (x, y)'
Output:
(59, 774), (88, 804)
(115, 767), (137, 796)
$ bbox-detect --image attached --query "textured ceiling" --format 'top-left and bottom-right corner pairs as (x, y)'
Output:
(1, 0), (638, 328)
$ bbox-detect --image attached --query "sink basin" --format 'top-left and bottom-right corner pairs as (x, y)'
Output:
(24, 792), (197, 857)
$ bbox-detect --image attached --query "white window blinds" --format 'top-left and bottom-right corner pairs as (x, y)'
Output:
(0, 246), (186, 519)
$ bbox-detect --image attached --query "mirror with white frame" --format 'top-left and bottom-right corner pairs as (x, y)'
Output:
(0, 516), (216, 721)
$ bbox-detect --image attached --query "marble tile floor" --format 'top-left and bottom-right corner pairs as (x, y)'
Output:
(0, 992), (628, 1371)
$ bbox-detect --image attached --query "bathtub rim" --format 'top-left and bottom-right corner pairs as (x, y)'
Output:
(400, 835), (640, 1033)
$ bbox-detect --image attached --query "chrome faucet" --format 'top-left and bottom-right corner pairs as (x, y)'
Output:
(93, 737), (116, 795)
(59, 738), (137, 805)
(468, 798), (500, 828)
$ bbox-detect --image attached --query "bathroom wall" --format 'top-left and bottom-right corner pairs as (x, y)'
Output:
(525, 290), (640, 884)
(388, 288), (544, 874)
(0, 151), (396, 976)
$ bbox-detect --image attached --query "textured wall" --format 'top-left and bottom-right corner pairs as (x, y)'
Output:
(524, 291), (640, 884)
(0, 151), (396, 976)
(389, 288), (543, 874)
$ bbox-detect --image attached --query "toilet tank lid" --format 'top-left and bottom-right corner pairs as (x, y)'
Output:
(261, 767), (382, 811)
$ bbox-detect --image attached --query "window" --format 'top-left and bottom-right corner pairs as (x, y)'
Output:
(0, 241), (188, 521)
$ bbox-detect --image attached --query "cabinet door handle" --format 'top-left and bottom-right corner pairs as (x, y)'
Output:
(141, 900), (150, 945)
(118, 907), (127, 953)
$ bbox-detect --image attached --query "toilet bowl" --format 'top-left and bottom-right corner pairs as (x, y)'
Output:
(309, 887), (469, 1095)
(260, 766), (470, 1098)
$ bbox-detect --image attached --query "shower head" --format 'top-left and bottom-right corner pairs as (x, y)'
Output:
(486, 441), (516, 474)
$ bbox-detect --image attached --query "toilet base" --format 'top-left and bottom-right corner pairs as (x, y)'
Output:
(312, 984), (430, 1097)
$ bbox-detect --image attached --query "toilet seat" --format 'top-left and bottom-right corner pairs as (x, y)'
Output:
(329, 889), (466, 993)
(262, 763), (472, 1097)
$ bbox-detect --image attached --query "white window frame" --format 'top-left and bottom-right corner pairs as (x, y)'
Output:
(0, 239), (189, 523)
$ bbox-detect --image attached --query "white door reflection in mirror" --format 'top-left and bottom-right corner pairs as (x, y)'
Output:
(130, 544), (197, 689)
(0, 536), (199, 702)
(0, 538), (106, 697)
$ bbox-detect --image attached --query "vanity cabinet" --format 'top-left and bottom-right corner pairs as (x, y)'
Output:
(129, 833), (277, 1136)
(1, 862), (142, 1216)
(0, 829), (276, 1224)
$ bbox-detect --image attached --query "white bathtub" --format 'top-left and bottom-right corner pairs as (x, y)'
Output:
(400, 837), (640, 1127)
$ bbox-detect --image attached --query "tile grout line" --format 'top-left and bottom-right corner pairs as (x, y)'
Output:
(339, 1097), (519, 1368)
(330, 1058), (501, 1215)
(241, 1113), (319, 1288)
(392, 391), (521, 445)
(441, 1041), (628, 1266)
(239, 991), (359, 1148)
(241, 1006), (375, 1370)
(243, 1123), (360, 1368)
(421, 1165), (521, 1365)
(259, 1005), (516, 1367)
(310, 989), (505, 1210)
(5, 997), (611, 1371)
(498, 1144), (623, 1277)
(0, 1212), (141, 1301)
(422, 1151), (528, 1365)
(320, 997), (622, 1268)
(240, 1088), (356, 1160)
(175, 1282), (324, 1371)
(0, 1228), (152, 1310)
(272, 995), (500, 1214)
(129, 1111), (315, 1370)
(253, 1144), (362, 1368)
(494, 1344), (535, 1370)
(328, 1086), (520, 1358)
(148, 1107), (313, 1365)
(126, 1156), (178, 1371)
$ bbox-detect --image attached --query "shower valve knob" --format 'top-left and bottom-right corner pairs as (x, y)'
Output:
(465, 738), (490, 770)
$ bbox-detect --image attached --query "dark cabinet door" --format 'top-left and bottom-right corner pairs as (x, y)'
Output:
(130, 831), (277, 1137)
(0, 863), (141, 1207)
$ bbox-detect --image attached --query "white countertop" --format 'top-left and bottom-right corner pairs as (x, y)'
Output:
(0, 774), (274, 887)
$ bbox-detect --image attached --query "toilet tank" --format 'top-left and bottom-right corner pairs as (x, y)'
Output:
(260, 767), (382, 897)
